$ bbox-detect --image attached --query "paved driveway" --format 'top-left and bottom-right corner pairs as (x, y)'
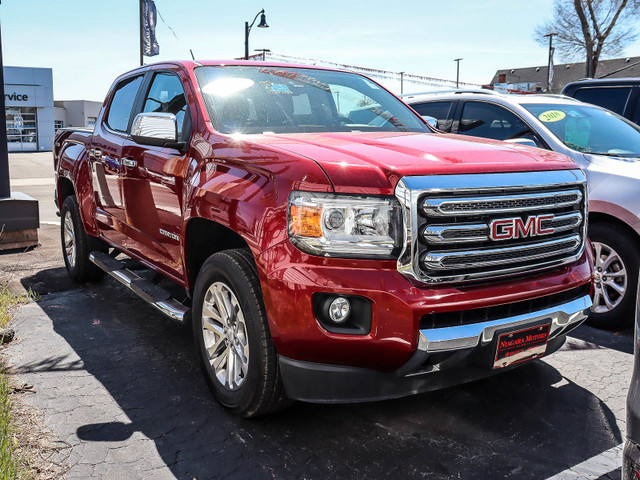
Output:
(6, 271), (632, 480)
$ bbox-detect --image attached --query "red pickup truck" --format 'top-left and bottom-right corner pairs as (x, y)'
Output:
(54, 61), (593, 417)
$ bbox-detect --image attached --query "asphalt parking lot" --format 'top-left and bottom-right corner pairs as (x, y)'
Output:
(3, 239), (632, 480)
(2, 153), (634, 480)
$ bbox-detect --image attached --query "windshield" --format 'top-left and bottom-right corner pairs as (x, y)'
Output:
(194, 66), (430, 135)
(522, 103), (640, 157)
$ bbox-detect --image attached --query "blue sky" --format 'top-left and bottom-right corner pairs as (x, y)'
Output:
(3, 0), (640, 101)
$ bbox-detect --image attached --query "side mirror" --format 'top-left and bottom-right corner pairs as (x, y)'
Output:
(421, 115), (438, 129)
(504, 138), (538, 148)
(131, 112), (182, 148)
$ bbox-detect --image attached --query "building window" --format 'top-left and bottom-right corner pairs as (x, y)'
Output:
(87, 117), (97, 127)
(6, 107), (37, 151)
(54, 120), (64, 131)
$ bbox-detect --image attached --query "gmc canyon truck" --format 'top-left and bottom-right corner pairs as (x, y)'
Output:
(54, 61), (593, 417)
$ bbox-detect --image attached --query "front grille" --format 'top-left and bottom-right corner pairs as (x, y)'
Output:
(395, 170), (588, 283)
(420, 284), (590, 329)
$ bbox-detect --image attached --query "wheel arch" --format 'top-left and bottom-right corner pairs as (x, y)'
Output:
(589, 212), (640, 246)
(184, 217), (254, 292)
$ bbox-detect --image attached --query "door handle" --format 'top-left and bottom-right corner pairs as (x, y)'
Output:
(122, 158), (137, 168)
(90, 148), (103, 159)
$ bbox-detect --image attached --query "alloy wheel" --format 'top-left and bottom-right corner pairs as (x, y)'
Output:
(63, 210), (76, 268)
(201, 282), (249, 391)
(592, 241), (627, 314)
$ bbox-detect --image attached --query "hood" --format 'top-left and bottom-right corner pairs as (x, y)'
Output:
(584, 153), (640, 180)
(255, 131), (578, 194)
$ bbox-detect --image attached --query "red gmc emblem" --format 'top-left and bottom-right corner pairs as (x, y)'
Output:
(489, 215), (555, 241)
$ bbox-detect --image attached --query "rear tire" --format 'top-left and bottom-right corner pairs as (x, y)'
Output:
(60, 195), (106, 282)
(192, 249), (290, 417)
(587, 222), (639, 330)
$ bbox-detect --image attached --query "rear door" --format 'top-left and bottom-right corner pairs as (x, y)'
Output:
(119, 68), (192, 280)
(90, 74), (144, 247)
(410, 100), (456, 132)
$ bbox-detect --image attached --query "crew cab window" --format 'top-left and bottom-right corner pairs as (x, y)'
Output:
(142, 72), (189, 139)
(573, 87), (631, 115)
(106, 75), (143, 132)
(411, 101), (454, 131)
(458, 102), (531, 141)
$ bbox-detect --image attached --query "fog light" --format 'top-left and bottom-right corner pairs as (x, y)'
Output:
(328, 297), (351, 323)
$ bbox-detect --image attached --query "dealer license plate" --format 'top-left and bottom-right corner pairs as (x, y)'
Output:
(493, 324), (550, 369)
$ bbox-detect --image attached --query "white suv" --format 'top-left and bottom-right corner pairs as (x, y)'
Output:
(404, 90), (640, 329)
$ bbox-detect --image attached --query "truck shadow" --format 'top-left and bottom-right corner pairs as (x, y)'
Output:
(21, 274), (625, 480)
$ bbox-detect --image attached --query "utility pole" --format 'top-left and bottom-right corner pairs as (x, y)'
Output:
(399, 72), (404, 94)
(139, 0), (144, 66)
(254, 48), (270, 61)
(454, 58), (463, 88)
(544, 32), (557, 92)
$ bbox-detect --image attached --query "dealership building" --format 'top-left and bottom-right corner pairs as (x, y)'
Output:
(4, 66), (101, 152)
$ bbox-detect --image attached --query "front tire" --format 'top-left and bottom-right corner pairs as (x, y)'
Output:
(60, 195), (105, 282)
(588, 222), (639, 330)
(192, 249), (289, 417)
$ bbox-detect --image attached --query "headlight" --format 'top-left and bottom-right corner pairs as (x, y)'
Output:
(288, 191), (403, 259)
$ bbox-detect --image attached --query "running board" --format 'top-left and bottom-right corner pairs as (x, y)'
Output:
(89, 251), (190, 323)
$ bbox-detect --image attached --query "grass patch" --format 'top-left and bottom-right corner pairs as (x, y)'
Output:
(0, 285), (34, 329)
(0, 283), (33, 479)
(0, 373), (18, 480)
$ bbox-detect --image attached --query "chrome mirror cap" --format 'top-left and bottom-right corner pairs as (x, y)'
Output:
(131, 112), (178, 146)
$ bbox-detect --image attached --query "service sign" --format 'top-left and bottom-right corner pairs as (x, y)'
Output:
(4, 85), (38, 107)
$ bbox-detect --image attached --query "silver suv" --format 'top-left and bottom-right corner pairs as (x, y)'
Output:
(404, 90), (640, 329)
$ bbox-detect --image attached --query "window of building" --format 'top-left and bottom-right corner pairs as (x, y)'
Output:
(54, 120), (64, 131)
(6, 107), (37, 149)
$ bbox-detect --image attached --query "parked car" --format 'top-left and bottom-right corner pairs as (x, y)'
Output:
(54, 62), (592, 417)
(404, 90), (639, 329)
(623, 274), (640, 479)
(562, 78), (640, 125)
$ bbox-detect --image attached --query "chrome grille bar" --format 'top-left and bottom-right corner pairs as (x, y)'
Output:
(423, 211), (583, 244)
(423, 234), (581, 270)
(422, 189), (582, 216)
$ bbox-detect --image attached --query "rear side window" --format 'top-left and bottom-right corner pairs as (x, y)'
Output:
(106, 75), (143, 132)
(573, 87), (631, 116)
(411, 101), (454, 131)
(458, 102), (529, 141)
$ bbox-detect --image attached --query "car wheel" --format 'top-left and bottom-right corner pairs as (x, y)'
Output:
(60, 195), (106, 282)
(588, 222), (639, 330)
(192, 249), (290, 417)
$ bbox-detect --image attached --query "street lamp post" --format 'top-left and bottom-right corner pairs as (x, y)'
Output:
(254, 48), (271, 61)
(399, 72), (404, 94)
(543, 32), (558, 92)
(454, 58), (463, 88)
(244, 9), (269, 60)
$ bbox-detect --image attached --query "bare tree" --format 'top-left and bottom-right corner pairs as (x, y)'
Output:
(536, 0), (640, 77)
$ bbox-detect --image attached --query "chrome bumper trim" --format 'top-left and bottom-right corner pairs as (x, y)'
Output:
(417, 294), (592, 353)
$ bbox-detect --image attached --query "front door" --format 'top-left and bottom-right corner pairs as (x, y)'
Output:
(119, 69), (191, 280)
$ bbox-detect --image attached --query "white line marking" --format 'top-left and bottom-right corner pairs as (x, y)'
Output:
(545, 443), (623, 479)
(40, 221), (59, 226)
(11, 178), (55, 187)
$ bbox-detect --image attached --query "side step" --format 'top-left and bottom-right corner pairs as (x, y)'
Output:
(89, 251), (190, 323)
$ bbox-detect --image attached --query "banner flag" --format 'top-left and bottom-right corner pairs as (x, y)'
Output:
(142, 0), (159, 57)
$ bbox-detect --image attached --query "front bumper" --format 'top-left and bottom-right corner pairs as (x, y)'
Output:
(278, 294), (591, 402)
